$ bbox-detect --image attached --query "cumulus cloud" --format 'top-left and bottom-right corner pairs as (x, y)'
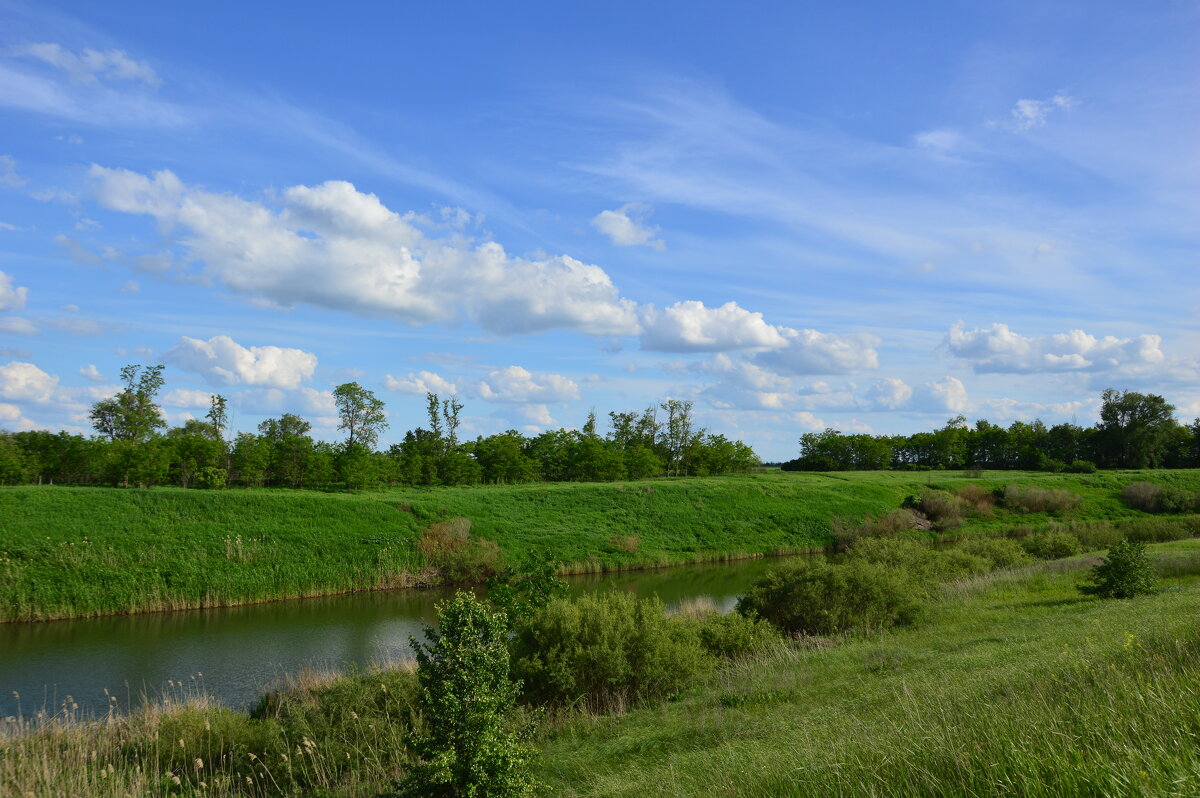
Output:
(793, 411), (826, 431)
(756, 328), (880, 375)
(866, 377), (914, 410)
(699, 354), (795, 410)
(477, 366), (580, 403)
(90, 168), (640, 337)
(640, 301), (787, 353)
(1010, 93), (1076, 132)
(12, 43), (160, 85)
(916, 376), (970, 414)
(163, 335), (318, 389)
(0, 270), (28, 311)
(79, 364), (106, 382)
(162, 388), (214, 408)
(0, 361), (58, 402)
(384, 370), (459, 396)
(591, 203), (665, 250)
(945, 322), (1164, 374)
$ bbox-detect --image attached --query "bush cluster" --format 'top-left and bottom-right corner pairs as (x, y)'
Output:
(1079, 540), (1158, 599)
(1122, 481), (1198, 514)
(957, 537), (1034, 570)
(1000, 485), (1082, 514)
(735, 557), (925, 636)
(1020, 531), (1085, 560)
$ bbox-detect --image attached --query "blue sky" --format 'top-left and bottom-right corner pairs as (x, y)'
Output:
(0, 0), (1197, 460)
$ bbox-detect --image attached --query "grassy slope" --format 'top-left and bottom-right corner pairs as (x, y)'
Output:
(5, 540), (1200, 797)
(537, 540), (1200, 797)
(3, 469), (1200, 621)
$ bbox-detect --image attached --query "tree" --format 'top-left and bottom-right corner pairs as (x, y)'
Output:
(332, 382), (388, 449)
(205, 394), (229, 441)
(1078, 539), (1157, 599)
(401, 592), (536, 797)
(89, 364), (166, 443)
(1097, 389), (1178, 468)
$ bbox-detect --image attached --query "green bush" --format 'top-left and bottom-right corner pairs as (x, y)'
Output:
(956, 537), (1034, 570)
(402, 592), (535, 797)
(1068, 459), (1097, 473)
(846, 537), (987, 588)
(192, 466), (228, 489)
(736, 557), (924, 636)
(1020, 531), (1084, 560)
(1001, 485), (1082, 514)
(1060, 521), (1123, 550)
(510, 592), (713, 707)
(1078, 539), (1157, 599)
(687, 610), (780, 659)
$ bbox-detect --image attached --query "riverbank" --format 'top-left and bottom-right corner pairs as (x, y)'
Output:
(3, 469), (1199, 622)
(4, 538), (1200, 797)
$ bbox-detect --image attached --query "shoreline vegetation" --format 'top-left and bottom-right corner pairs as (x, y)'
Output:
(3, 468), (1200, 623)
(4, 536), (1200, 796)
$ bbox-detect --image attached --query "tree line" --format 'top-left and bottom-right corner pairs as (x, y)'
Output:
(783, 389), (1200, 472)
(0, 364), (759, 489)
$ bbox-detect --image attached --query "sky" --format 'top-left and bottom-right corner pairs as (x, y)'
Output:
(0, 0), (1197, 461)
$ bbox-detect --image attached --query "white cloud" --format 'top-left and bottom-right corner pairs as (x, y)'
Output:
(0, 317), (37, 335)
(945, 322), (1164, 374)
(793, 411), (826, 431)
(640, 301), (787, 353)
(757, 328), (880, 375)
(0, 270), (28, 311)
(699, 354), (795, 410)
(591, 203), (665, 250)
(162, 388), (214, 408)
(12, 43), (160, 86)
(1011, 93), (1076, 132)
(516, 404), (555, 427)
(384, 370), (459, 396)
(476, 366), (580, 403)
(298, 387), (336, 415)
(866, 377), (913, 410)
(914, 129), (962, 150)
(121, 280), (140, 293)
(90, 168), (640, 337)
(916, 376), (971, 414)
(79, 364), (106, 382)
(0, 361), (58, 402)
(0, 402), (21, 421)
(0, 155), (25, 188)
(163, 335), (318, 389)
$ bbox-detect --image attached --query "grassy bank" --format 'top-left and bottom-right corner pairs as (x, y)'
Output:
(3, 469), (1200, 622)
(4, 539), (1200, 796)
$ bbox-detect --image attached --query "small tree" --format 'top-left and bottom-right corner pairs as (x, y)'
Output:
(401, 592), (535, 798)
(333, 382), (388, 449)
(486, 558), (567, 626)
(1079, 539), (1157, 599)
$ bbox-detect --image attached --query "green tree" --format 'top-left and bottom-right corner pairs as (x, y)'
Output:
(89, 364), (166, 443)
(1097, 389), (1178, 468)
(333, 382), (388, 449)
(401, 592), (535, 798)
(1079, 539), (1157, 599)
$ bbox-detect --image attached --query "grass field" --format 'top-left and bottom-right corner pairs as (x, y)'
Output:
(3, 469), (1200, 622)
(4, 539), (1200, 797)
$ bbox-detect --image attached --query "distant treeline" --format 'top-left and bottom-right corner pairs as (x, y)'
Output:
(0, 365), (758, 489)
(783, 389), (1200, 472)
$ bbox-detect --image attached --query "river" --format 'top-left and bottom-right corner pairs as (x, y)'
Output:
(0, 556), (785, 719)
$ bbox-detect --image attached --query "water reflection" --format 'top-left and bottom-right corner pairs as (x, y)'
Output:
(0, 556), (786, 717)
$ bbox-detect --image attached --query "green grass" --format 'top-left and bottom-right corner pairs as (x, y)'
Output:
(3, 469), (1200, 621)
(535, 540), (1200, 797)
(5, 539), (1200, 797)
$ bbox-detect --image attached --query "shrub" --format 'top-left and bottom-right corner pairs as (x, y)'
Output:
(736, 557), (924, 636)
(830, 508), (927, 552)
(1001, 485), (1082, 514)
(402, 592), (535, 797)
(914, 489), (965, 529)
(1122, 517), (1199, 543)
(1059, 521), (1122, 550)
(418, 517), (500, 583)
(846, 537), (987, 588)
(1078, 540), (1157, 599)
(486, 559), (568, 625)
(1068, 459), (1097, 473)
(609, 534), (641, 553)
(954, 483), (996, 515)
(956, 537), (1034, 570)
(689, 610), (780, 659)
(192, 466), (228, 489)
(510, 592), (713, 707)
(1121, 481), (1196, 513)
(1020, 531), (1084, 560)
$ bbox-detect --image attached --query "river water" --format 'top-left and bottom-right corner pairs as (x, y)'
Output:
(0, 556), (784, 718)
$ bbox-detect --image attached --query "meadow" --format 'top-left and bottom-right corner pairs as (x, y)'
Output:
(3, 468), (1200, 622)
(3, 538), (1199, 796)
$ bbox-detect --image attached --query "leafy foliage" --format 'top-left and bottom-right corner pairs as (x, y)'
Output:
(401, 592), (536, 797)
(1079, 539), (1158, 599)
